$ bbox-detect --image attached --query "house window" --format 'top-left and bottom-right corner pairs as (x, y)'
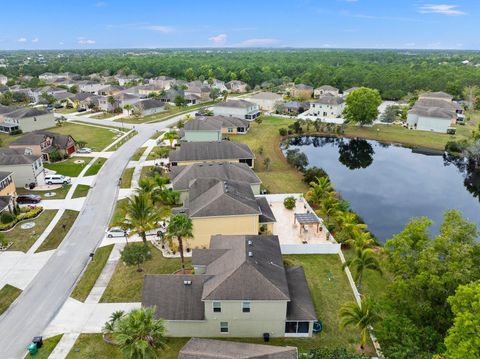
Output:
(227, 127), (233, 133)
(213, 301), (222, 313)
(242, 302), (251, 313)
(220, 321), (229, 333)
(285, 321), (309, 334)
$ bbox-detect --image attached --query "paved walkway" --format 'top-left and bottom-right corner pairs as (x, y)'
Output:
(47, 333), (80, 359)
(0, 251), (54, 290)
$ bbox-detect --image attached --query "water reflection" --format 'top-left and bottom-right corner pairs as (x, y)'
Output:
(338, 139), (375, 170)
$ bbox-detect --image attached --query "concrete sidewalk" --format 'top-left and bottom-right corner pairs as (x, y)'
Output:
(0, 251), (54, 290)
(47, 333), (80, 359)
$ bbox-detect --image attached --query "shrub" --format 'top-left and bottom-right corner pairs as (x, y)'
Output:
(286, 148), (309, 172)
(0, 206), (43, 231)
(445, 140), (468, 154)
(0, 212), (16, 224)
(283, 196), (296, 210)
(279, 128), (287, 136)
(9, 129), (23, 136)
(303, 166), (328, 184)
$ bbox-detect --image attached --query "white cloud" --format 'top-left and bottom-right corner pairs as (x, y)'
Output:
(144, 25), (174, 33)
(17, 37), (27, 43)
(31, 38), (39, 43)
(418, 4), (466, 16)
(78, 37), (96, 45)
(239, 38), (279, 47)
(95, 1), (108, 7)
(209, 34), (227, 45)
(59, 42), (64, 45)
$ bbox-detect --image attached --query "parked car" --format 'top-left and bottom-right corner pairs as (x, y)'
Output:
(54, 104), (64, 109)
(45, 175), (72, 185)
(77, 108), (87, 113)
(16, 194), (42, 204)
(76, 147), (92, 154)
(106, 227), (128, 238)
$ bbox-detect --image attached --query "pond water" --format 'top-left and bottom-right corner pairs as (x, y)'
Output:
(285, 136), (480, 243)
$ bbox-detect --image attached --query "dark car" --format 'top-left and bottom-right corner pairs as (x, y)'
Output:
(77, 108), (87, 112)
(16, 194), (42, 204)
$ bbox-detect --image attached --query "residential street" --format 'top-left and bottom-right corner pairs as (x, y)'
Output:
(0, 114), (185, 358)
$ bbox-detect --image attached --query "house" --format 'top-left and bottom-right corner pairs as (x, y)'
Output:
(280, 101), (310, 115)
(0, 148), (45, 187)
(169, 141), (255, 168)
(185, 94), (201, 105)
(181, 116), (249, 142)
(77, 81), (108, 94)
(308, 95), (345, 118)
(134, 99), (166, 116)
(116, 74), (141, 86)
(314, 85), (339, 98)
(172, 178), (276, 247)
(209, 79), (227, 92)
(225, 80), (248, 93)
(186, 81), (211, 101)
(149, 76), (175, 90)
(9, 131), (76, 162)
(0, 75), (7, 85)
(407, 92), (460, 133)
(170, 162), (261, 204)
(0, 172), (15, 213)
(137, 85), (163, 97)
(69, 93), (100, 110)
(159, 88), (184, 103)
(97, 85), (125, 96)
(213, 100), (260, 121)
(31, 87), (68, 103)
(289, 84), (313, 100)
(178, 338), (297, 359)
(38, 72), (58, 82)
(343, 87), (359, 98)
(246, 92), (283, 111)
(1, 107), (56, 133)
(142, 234), (316, 337)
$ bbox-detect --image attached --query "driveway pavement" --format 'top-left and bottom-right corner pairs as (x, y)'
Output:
(0, 114), (184, 358)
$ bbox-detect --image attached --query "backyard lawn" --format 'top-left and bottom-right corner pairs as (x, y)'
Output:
(0, 132), (23, 147)
(0, 284), (22, 315)
(71, 244), (114, 302)
(84, 158), (106, 176)
(71, 184), (91, 198)
(120, 168), (134, 188)
(35, 210), (79, 253)
(100, 243), (186, 302)
(6, 210), (57, 252)
(17, 185), (71, 199)
(48, 123), (118, 150)
(44, 157), (93, 177)
(28, 334), (64, 359)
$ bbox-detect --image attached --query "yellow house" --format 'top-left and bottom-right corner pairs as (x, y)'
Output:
(174, 178), (275, 248)
(0, 172), (16, 197)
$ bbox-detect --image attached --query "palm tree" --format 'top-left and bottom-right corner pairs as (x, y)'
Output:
(343, 247), (382, 292)
(336, 211), (367, 244)
(183, 114), (193, 121)
(123, 194), (161, 244)
(345, 229), (374, 250)
(317, 195), (339, 223)
(124, 104), (132, 116)
(163, 131), (177, 148)
(107, 95), (117, 112)
(113, 307), (166, 359)
(166, 213), (193, 273)
(103, 310), (125, 342)
(307, 176), (334, 205)
(339, 299), (380, 352)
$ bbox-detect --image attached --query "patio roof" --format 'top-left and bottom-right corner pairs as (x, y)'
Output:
(294, 212), (320, 224)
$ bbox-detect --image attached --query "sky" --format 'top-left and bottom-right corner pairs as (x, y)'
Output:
(1, 0), (479, 50)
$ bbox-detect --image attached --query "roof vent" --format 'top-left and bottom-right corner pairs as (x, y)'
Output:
(247, 240), (253, 246)
(183, 280), (192, 286)
(248, 251), (253, 257)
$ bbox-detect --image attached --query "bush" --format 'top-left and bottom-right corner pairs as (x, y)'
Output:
(0, 207), (43, 231)
(283, 196), (296, 210)
(445, 140), (468, 154)
(9, 129), (22, 136)
(0, 212), (16, 224)
(286, 148), (309, 172)
(303, 166), (328, 184)
(279, 128), (287, 136)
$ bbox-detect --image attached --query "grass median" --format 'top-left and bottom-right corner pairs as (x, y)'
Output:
(0, 284), (22, 315)
(35, 210), (79, 253)
(120, 167), (134, 188)
(84, 158), (107, 176)
(71, 184), (91, 198)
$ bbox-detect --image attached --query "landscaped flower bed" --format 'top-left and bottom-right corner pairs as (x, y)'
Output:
(0, 207), (44, 231)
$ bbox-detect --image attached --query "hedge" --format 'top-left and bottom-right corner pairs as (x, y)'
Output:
(0, 207), (44, 231)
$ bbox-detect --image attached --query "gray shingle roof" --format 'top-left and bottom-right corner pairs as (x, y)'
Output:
(316, 85), (338, 91)
(138, 99), (165, 110)
(169, 141), (255, 163)
(419, 91), (453, 100)
(179, 338), (297, 359)
(0, 105), (18, 114)
(184, 118), (223, 131)
(257, 197), (277, 224)
(142, 274), (212, 320)
(170, 162), (260, 192)
(0, 171), (12, 182)
(410, 106), (454, 119)
(286, 266), (317, 321)
(214, 100), (256, 109)
(294, 84), (313, 90)
(5, 107), (50, 119)
(0, 196), (12, 211)
(0, 148), (40, 165)
(10, 131), (73, 150)
(250, 92), (283, 100)
(186, 178), (260, 218)
(314, 95), (344, 105)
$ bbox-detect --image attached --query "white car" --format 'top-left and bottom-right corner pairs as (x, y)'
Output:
(77, 147), (92, 154)
(45, 175), (72, 185)
(106, 227), (128, 238)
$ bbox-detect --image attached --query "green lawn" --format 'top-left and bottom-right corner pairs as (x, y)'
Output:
(108, 131), (138, 151)
(150, 131), (165, 140)
(0, 132), (23, 148)
(91, 112), (117, 120)
(48, 123), (118, 151)
(110, 198), (128, 226)
(142, 101), (218, 124)
(120, 168), (134, 189)
(35, 210), (79, 253)
(71, 121), (127, 132)
(6, 210), (58, 252)
(84, 158), (107, 176)
(55, 107), (78, 114)
(71, 244), (114, 302)
(44, 157), (93, 177)
(100, 243), (186, 303)
(0, 284), (22, 315)
(27, 334), (64, 359)
(131, 147), (147, 161)
(66, 334), (188, 359)
(146, 146), (170, 161)
(72, 184), (91, 199)
(16, 185), (71, 200)
(140, 166), (154, 181)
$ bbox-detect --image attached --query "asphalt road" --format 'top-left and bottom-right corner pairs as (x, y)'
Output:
(0, 115), (184, 358)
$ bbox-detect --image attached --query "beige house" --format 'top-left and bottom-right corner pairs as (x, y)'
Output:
(9, 131), (76, 162)
(148, 76), (176, 90)
(290, 84), (313, 100)
(226, 80), (248, 93)
(0, 148), (45, 187)
(246, 92), (283, 111)
(173, 178), (275, 248)
(169, 141), (255, 168)
(142, 235), (317, 338)
(0, 108), (56, 134)
(180, 116), (249, 142)
(314, 85), (339, 98)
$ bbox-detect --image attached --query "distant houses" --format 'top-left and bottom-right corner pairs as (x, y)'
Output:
(245, 92), (283, 111)
(314, 85), (339, 98)
(290, 84), (313, 100)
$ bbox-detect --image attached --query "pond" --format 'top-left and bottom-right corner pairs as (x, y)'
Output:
(285, 136), (480, 243)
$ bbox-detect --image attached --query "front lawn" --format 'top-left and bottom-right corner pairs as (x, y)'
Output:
(0, 284), (22, 315)
(16, 185), (71, 200)
(44, 157), (93, 177)
(35, 210), (79, 253)
(100, 243), (186, 303)
(28, 334), (64, 359)
(140, 166), (154, 181)
(91, 112), (117, 120)
(131, 147), (147, 161)
(84, 158), (106, 176)
(66, 334), (188, 359)
(71, 184), (90, 198)
(120, 168), (134, 188)
(71, 244), (114, 302)
(0, 132), (23, 148)
(109, 198), (128, 226)
(6, 210), (58, 252)
(48, 123), (118, 151)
